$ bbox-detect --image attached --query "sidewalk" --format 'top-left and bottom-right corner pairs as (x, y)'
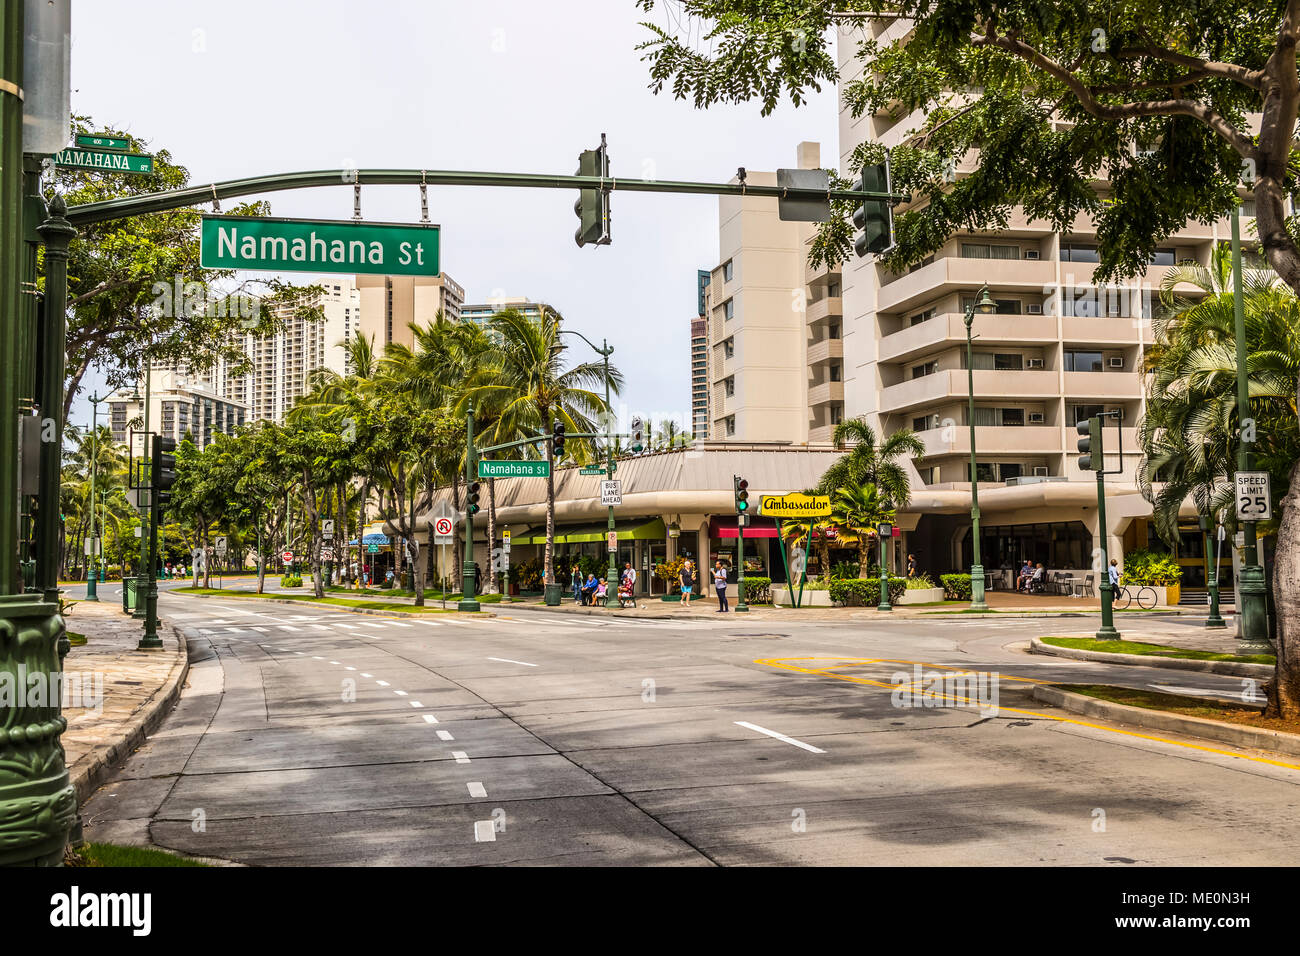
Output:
(60, 599), (188, 804)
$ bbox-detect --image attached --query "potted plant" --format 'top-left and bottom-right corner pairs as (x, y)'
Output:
(1119, 550), (1183, 606)
(654, 556), (687, 601)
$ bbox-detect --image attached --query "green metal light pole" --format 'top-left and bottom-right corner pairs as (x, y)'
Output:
(458, 401), (480, 612)
(964, 284), (997, 611)
(133, 368), (151, 618)
(84, 391), (107, 600)
(877, 508), (894, 612)
(1201, 512), (1226, 628)
(1230, 208), (1272, 652)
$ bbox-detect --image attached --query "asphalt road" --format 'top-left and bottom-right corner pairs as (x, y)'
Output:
(77, 584), (1300, 866)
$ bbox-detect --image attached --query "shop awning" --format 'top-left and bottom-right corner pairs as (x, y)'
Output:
(519, 517), (666, 544)
(708, 516), (779, 539)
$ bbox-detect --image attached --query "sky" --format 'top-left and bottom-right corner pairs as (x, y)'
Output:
(66, 0), (840, 432)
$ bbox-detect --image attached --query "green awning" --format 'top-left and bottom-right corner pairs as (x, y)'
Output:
(520, 517), (666, 544)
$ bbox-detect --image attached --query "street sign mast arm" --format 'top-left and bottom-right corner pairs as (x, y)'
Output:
(64, 167), (906, 228)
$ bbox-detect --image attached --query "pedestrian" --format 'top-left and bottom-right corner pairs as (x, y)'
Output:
(581, 572), (598, 606)
(714, 560), (729, 612)
(571, 563), (582, 603)
(1108, 557), (1120, 606)
(622, 562), (637, 592)
(679, 560), (694, 607)
(473, 561), (482, 595)
(906, 553), (917, 578)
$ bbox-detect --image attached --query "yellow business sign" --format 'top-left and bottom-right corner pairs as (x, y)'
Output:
(760, 493), (832, 518)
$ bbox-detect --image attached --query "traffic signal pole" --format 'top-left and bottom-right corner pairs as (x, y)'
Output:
(1078, 415), (1120, 640)
(458, 402), (480, 612)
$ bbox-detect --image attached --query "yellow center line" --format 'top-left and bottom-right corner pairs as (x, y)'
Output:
(755, 656), (1300, 773)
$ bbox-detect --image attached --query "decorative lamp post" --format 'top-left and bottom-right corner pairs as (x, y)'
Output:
(964, 284), (998, 610)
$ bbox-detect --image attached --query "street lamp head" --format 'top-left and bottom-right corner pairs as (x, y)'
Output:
(976, 285), (996, 314)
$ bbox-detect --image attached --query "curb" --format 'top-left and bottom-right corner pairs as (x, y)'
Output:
(68, 621), (190, 807)
(499, 601), (717, 622)
(171, 590), (498, 619)
(1029, 636), (1273, 679)
(1031, 684), (1300, 758)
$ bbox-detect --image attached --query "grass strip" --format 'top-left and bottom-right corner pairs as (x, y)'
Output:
(1060, 684), (1299, 735)
(1041, 636), (1274, 665)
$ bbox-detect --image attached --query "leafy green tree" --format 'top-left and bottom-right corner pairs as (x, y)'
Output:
(831, 480), (897, 577)
(54, 116), (323, 422)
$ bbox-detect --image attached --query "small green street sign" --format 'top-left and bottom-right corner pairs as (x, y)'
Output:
(200, 215), (439, 277)
(366, 543), (379, 553)
(579, 466), (605, 475)
(478, 459), (550, 479)
(54, 147), (154, 174)
(75, 134), (130, 151)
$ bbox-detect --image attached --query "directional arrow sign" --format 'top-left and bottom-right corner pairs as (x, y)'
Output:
(54, 147), (154, 174)
(75, 134), (130, 150)
(201, 215), (439, 277)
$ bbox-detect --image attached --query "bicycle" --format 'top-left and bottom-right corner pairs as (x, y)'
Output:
(1113, 584), (1157, 610)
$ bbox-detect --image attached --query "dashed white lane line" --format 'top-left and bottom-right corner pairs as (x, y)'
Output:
(388, 622), (413, 627)
(474, 820), (496, 842)
(436, 730), (453, 740)
(336, 623), (359, 630)
(422, 715), (439, 724)
(376, 680), (390, 687)
(312, 656), (324, 660)
(452, 751), (470, 763)
(486, 657), (538, 667)
(394, 690), (408, 697)
(361, 672), (373, 678)
(467, 782), (487, 799)
(329, 660), (341, 665)
(734, 721), (826, 754)
(277, 625), (301, 631)
(409, 701), (423, 708)
(345, 666), (356, 671)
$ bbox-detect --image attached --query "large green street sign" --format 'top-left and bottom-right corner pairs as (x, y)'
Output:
(54, 147), (154, 174)
(200, 215), (440, 276)
(478, 460), (550, 479)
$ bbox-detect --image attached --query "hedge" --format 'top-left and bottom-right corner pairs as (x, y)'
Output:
(829, 577), (906, 606)
(940, 573), (971, 600)
(280, 574), (303, 588)
(743, 576), (772, 604)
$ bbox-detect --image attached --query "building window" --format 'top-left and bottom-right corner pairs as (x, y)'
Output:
(909, 308), (936, 326)
(724, 376), (735, 397)
(725, 416), (736, 436)
(723, 338), (735, 359)
(911, 360), (938, 379)
(962, 296), (1021, 315)
(1061, 242), (1100, 263)
(828, 323), (840, 339)
(723, 259), (734, 282)
(961, 243), (1019, 260)
(1069, 403), (1106, 424)
(1149, 248), (1176, 265)
(723, 299), (735, 321)
(828, 281), (840, 298)
(829, 364), (842, 382)
(1064, 350), (1105, 372)
(830, 403), (844, 425)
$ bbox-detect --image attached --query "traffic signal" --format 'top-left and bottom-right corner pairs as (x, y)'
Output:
(552, 420), (566, 458)
(1076, 417), (1103, 471)
(574, 133), (611, 247)
(151, 435), (177, 505)
(467, 481), (481, 516)
(630, 416), (644, 453)
(852, 159), (895, 258)
(733, 476), (750, 513)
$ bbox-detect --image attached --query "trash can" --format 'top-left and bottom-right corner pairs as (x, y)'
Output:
(544, 583), (562, 606)
(123, 578), (139, 613)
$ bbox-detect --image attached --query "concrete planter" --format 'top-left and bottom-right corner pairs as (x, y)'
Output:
(896, 587), (945, 605)
(771, 586), (833, 607)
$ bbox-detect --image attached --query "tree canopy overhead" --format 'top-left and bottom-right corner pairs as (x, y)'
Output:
(635, 1), (1300, 292)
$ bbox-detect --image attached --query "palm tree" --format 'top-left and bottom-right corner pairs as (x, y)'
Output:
(831, 480), (896, 578)
(817, 418), (925, 506)
(469, 308), (620, 588)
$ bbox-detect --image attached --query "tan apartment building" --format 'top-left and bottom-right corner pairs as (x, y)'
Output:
(355, 272), (465, 349)
(690, 316), (709, 438)
(107, 368), (249, 451)
(833, 19), (1249, 577)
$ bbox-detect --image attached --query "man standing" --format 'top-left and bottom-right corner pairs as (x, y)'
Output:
(714, 561), (729, 612)
(622, 561), (637, 592)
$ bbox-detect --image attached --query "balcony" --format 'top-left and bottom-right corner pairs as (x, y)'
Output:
(879, 313), (1058, 363)
(881, 369), (1060, 413)
(916, 425), (1065, 457)
(1060, 315), (1145, 344)
(807, 337), (844, 366)
(808, 381), (845, 407)
(805, 295), (842, 325)
(877, 256), (1057, 314)
(1062, 371), (1143, 399)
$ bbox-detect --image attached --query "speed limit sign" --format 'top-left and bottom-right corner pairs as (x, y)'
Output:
(1236, 472), (1272, 520)
(433, 516), (454, 541)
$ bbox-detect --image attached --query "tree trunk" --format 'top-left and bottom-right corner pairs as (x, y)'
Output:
(1267, 457), (1300, 718)
(859, 539), (870, 578)
(544, 446), (556, 586)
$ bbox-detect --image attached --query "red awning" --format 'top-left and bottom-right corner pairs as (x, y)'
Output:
(708, 516), (779, 539)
